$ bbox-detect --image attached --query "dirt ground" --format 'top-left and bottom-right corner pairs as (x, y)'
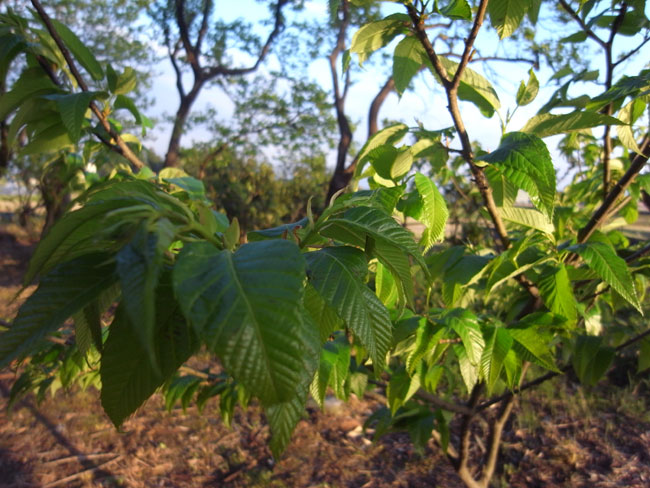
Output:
(1, 225), (650, 488)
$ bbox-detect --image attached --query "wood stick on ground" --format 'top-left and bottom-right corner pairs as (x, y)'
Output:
(42, 452), (116, 466)
(42, 455), (122, 488)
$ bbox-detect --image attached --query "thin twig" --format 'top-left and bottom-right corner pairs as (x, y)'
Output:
(42, 456), (122, 488)
(43, 453), (116, 466)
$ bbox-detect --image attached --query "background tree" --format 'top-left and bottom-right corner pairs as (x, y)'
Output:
(148, 0), (295, 168)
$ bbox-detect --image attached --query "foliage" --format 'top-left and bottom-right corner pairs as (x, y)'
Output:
(1, 1), (650, 487)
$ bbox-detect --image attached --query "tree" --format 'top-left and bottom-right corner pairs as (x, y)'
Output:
(1, 1), (650, 487)
(148, 0), (294, 168)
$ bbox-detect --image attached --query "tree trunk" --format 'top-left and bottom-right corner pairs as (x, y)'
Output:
(164, 83), (203, 168)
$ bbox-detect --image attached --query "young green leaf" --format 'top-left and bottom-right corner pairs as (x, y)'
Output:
(516, 68), (539, 106)
(305, 247), (392, 369)
(350, 13), (409, 65)
(499, 206), (554, 236)
(437, 57), (501, 117)
(538, 265), (577, 325)
(354, 124), (409, 177)
(521, 111), (625, 138)
(478, 132), (555, 220)
(488, 0), (528, 39)
(442, 309), (485, 366)
(570, 242), (642, 313)
(0, 254), (116, 369)
(437, 0), (472, 20)
(414, 173), (449, 251)
(480, 326), (513, 394)
(50, 19), (104, 81)
(393, 37), (424, 95)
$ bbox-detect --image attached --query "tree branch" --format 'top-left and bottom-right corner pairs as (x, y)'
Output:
(578, 132), (650, 243)
(30, 0), (145, 171)
(558, 0), (607, 49)
(204, 0), (289, 78)
(476, 326), (650, 412)
(450, 0), (489, 90)
(602, 3), (628, 199)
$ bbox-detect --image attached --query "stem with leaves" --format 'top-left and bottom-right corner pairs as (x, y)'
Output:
(30, 0), (146, 171)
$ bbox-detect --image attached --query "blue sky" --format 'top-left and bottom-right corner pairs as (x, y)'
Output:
(143, 0), (650, 184)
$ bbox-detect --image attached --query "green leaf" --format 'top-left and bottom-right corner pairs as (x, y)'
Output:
(375, 261), (399, 308)
(320, 206), (424, 268)
(24, 180), (182, 284)
(173, 240), (309, 405)
(354, 124), (409, 177)
(586, 70), (650, 111)
(521, 111), (625, 138)
(499, 206), (554, 235)
(303, 283), (343, 342)
(110, 66), (138, 95)
(0, 67), (61, 120)
(72, 283), (119, 354)
(0, 33), (26, 79)
(0, 254), (116, 369)
(368, 145), (414, 181)
(50, 19), (104, 81)
(20, 122), (73, 155)
(489, 0), (528, 38)
(508, 326), (559, 372)
(572, 335), (614, 386)
(406, 319), (444, 374)
(480, 326), (513, 394)
(267, 307), (319, 456)
(114, 94), (144, 125)
(538, 265), (577, 324)
(319, 206), (425, 306)
(305, 247), (392, 369)
(393, 37), (424, 95)
(414, 173), (449, 251)
(438, 57), (501, 117)
(485, 166), (518, 207)
(350, 13), (409, 64)
(387, 367), (420, 414)
(570, 242), (642, 313)
(437, 0), (472, 20)
(45, 92), (100, 142)
(617, 98), (646, 154)
(516, 69), (539, 106)
(311, 334), (350, 408)
(442, 309), (484, 365)
(479, 132), (555, 220)
(116, 223), (171, 369)
(100, 279), (197, 427)
(453, 343), (478, 393)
